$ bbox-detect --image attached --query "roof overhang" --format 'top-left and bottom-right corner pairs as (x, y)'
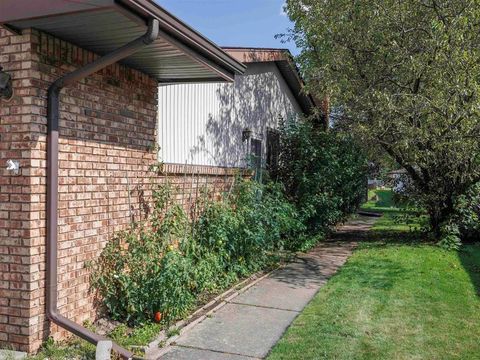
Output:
(223, 47), (318, 115)
(0, 0), (246, 83)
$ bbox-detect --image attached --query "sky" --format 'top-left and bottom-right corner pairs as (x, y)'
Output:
(156, 0), (299, 55)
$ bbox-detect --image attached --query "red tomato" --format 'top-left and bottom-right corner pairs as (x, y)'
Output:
(154, 311), (162, 323)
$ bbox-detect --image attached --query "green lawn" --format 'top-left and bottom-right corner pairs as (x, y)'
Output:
(268, 190), (480, 360)
(361, 189), (425, 232)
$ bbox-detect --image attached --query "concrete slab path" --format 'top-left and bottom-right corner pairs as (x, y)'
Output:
(158, 216), (376, 359)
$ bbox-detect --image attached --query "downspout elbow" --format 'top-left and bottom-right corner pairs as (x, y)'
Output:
(45, 306), (61, 325)
(48, 83), (62, 97)
(143, 18), (159, 45)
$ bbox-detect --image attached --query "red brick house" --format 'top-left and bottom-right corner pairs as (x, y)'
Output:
(0, 0), (245, 357)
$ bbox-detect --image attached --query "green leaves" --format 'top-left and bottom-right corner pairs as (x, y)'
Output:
(89, 179), (303, 325)
(275, 118), (368, 238)
(285, 0), (480, 238)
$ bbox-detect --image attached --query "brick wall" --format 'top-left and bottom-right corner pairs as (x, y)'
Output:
(31, 29), (162, 349)
(0, 27), (40, 352)
(0, 27), (239, 352)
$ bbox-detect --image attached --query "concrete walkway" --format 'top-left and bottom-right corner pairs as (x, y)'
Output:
(158, 216), (376, 360)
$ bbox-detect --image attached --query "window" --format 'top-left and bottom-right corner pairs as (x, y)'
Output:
(266, 129), (280, 172)
(250, 138), (262, 182)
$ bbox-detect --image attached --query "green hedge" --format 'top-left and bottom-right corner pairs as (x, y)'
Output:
(439, 182), (480, 249)
(274, 119), (368, 235)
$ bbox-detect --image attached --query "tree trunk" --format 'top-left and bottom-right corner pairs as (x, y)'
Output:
(428, 197), (455, 239)
(429, 208), (443, 239)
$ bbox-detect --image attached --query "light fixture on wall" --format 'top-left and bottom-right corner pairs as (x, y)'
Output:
(242, 128), (252, 142)
(6, 159), (20, 175)
(0, 66), (13, 100)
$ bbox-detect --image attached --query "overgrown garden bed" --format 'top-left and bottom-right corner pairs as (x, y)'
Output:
(28, 121), (367, 358)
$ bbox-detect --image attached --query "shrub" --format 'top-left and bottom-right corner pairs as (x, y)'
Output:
(451, 182), (480, 243)
(88, 194), (194, 324)
(275, 118), (368, 237)
(438, 223), (462, 251)
(435, 182), (480, 250)
(89, 177), (301, 325)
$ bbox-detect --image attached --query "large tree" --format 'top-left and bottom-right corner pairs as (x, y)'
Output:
(285, 0), (480, 236)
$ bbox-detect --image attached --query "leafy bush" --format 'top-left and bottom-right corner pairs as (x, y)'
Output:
(445, 182), (480, 245)
(88, 199), (194, 324)
(89, 178), (302, 325)
(438, 223), (462, 251)
(435, 182), (480, 250)
(275, 118), (368, 237)
(196, 180), (304, 266)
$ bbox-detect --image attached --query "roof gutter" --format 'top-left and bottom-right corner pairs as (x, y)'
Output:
(46, 18), (160, 360)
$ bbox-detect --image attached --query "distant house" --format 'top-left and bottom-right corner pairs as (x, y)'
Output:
(158, 47), (318, 177)
(368, 179), (384, 189)
(387, 169), (410, 193)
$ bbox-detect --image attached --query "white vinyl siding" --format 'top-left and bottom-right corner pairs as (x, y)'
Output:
(158, 62), (302, 167)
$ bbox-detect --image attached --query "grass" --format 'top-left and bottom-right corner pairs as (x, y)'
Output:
(361, 189), (425, 232)
(362, 189), (397, 212)
(268, 189), (480, 360)
(26, 322), (163, 360)
(27, 337), (96, 360)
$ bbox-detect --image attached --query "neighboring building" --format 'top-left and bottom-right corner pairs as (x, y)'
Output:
(0, 0), (245, 354)
(387, 169), (410, 193)
(368, 179), (384, 190)
(158, 47), (317, 175)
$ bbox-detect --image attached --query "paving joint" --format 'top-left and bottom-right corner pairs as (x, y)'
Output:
(228, 301), (301, 313)
(173, 344), (260, 359)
